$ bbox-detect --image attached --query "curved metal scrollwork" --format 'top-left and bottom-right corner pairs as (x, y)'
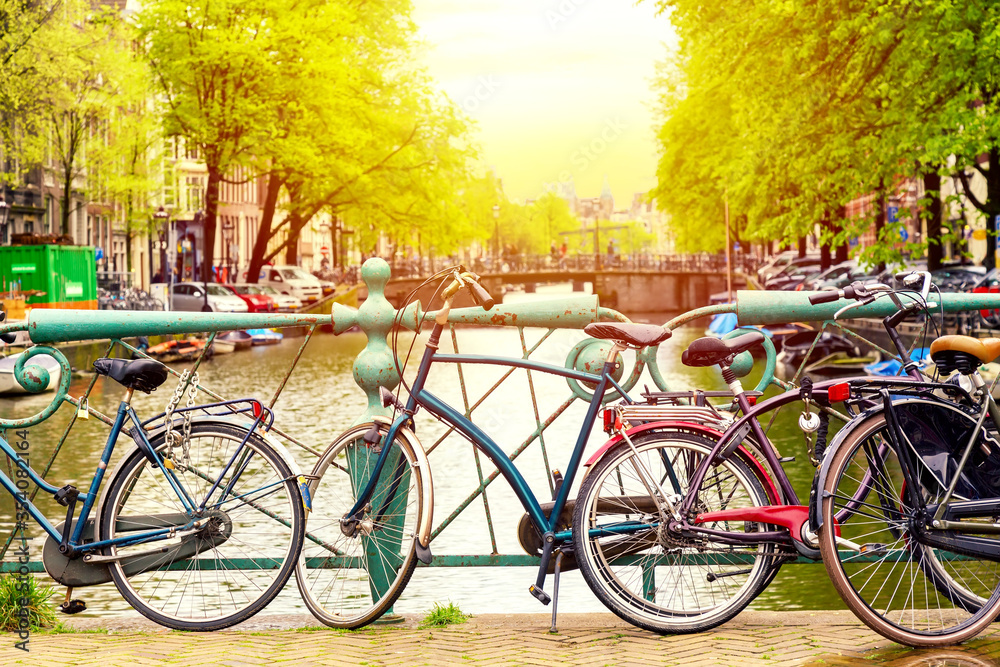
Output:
(0, 346), (73, 429)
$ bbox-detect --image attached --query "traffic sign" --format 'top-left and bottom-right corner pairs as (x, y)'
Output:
(887, 206), (899, 223)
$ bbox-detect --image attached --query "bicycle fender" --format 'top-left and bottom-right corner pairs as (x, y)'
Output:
(584, 420), (781, 504)
(321, 418), (434, 560)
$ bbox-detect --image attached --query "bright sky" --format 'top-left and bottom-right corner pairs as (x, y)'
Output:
(412, 0), (676, 208)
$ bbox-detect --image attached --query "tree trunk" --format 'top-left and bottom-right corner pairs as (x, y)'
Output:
(797, 237), (806, 258)
(923, 171), (943, 271)
(61, 162), (73, 237)
(202, 165), (223, 284)
(247, 172), (282, 283)
(874, 188), (886, 273)
(834, 207), (849, 264)
(820, 215), (832, 270)
(987, 147), (1000, 270)
(125, 194), (134, 274)
(283, 211), (301, 265)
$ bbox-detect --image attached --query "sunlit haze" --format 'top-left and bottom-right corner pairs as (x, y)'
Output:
(413, 0), (675, 207)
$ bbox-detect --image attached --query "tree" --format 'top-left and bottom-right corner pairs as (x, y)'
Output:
(139, 0), (293, 283)
(527, 193), (579, 253)
(242, 0), (474, 279)
(0, 0), (60, 183)
(653, 0), (1000, 270)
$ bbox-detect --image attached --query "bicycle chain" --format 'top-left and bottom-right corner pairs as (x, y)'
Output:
(163, 369), (199, 471)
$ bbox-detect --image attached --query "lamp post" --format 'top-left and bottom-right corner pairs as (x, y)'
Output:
(319, 220), (334, 271)
(153, 206), (169, 286)
(0, 194), (10, 246)
(492, 204), (500, 268)
(222, 218), (235, 282)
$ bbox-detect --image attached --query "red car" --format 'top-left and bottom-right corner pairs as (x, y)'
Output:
(222, 284), (276, 313)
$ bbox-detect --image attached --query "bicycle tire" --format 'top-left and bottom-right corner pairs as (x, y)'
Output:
(818, 409), (1000, 646)
(296, 426), (425, 628)
(99, 422), (305, 631)
(573, 430), (779, 634)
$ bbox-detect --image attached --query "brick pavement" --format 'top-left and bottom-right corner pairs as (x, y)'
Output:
(1, 612), (999, 666)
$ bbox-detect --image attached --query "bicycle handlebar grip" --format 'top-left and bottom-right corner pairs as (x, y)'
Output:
(468, 281), (495, 311)
(0, 333), (15, 344)
(808, 290), (841, 305)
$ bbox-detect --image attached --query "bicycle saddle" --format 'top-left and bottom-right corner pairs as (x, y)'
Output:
(930, 335), (1000, 373)
(93, 358), (169, 393)
(583, 323), (671, 348)
(682, 331), (764, 368)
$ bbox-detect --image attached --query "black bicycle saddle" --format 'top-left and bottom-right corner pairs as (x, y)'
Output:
(584, 322), (671, 348)
(682, 331), (764, 368)
(93, 358), (169, 393)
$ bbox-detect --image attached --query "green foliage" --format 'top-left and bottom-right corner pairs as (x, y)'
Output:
(418, 602), (470, 628)
(0, 574), (56, 632)
(652, 0), (1000, 261)
(0, 0), (150, 234)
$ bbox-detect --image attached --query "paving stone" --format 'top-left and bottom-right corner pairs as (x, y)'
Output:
(8, 611), (1000, 665)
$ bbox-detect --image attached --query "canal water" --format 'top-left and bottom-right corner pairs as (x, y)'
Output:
(0, 284), (846, 619)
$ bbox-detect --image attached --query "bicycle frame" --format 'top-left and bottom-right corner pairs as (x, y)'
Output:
(0, 396), (273, 556)
(346, 320), (633, 546)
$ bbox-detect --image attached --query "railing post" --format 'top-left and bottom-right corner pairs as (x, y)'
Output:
(331, 257), (412, 619)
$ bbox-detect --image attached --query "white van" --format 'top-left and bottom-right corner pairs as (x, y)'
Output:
(260, 265), (323, 303)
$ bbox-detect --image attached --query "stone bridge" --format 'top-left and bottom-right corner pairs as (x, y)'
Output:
(378, 268), (739, 312)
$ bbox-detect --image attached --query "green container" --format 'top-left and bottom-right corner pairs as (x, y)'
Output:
(0, 245), (97, 309)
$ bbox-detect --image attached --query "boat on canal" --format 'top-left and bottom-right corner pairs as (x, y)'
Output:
(218, 330), (253, 351)
(247, 329), (283, 346)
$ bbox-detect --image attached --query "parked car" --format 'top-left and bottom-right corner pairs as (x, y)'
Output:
(758, 253), (821, 283)
(222, 284), (275, 313)
(796, 262), (857, 291)
(311, 271), (337, 296)
(763, 258), (822, 290)
(258, 265), (323, 303)
(170, 282), (249, 312)
(235, 283), (302, 312)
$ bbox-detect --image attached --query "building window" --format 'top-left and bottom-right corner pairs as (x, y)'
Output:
(186, 176), (204, 212)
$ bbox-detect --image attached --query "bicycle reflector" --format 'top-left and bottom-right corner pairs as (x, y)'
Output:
(602, 408), (621, 434)
(828, 383), (850, 403)
(252, 400), (263, 419)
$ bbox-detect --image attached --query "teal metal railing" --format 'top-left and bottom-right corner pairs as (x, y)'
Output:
(3, 259), (1000, 580)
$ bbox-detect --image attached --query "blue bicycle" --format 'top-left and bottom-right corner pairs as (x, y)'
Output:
(0, 340), (307, 631)
(294, 267), (715, 628)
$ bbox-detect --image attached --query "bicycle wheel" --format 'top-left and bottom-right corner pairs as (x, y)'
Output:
(99, 422), (305, 631)
(296, 426), (425, 628)
(818, 409), (1000, 646)
(573, 430), (779, 634)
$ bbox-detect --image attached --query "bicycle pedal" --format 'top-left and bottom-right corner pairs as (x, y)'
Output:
(529, 584), (551, 605)
(860, 543), (887, 555)
(59, 600), (86, 615)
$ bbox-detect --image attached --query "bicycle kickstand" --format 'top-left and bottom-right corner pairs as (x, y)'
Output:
(549, 551), (564, 634)
(529, 532), (555, 605)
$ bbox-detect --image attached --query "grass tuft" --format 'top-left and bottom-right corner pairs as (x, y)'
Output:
(0, 574), (57, 631)
(419, 602), (470, 628)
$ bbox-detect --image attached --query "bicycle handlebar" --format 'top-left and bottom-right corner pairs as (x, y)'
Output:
(442, 269), (495, 311)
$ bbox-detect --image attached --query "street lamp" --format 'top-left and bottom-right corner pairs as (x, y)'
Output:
(222, 218), (235, 282)
(152, 206), (169, 285)
(492, 204), (500, 267)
